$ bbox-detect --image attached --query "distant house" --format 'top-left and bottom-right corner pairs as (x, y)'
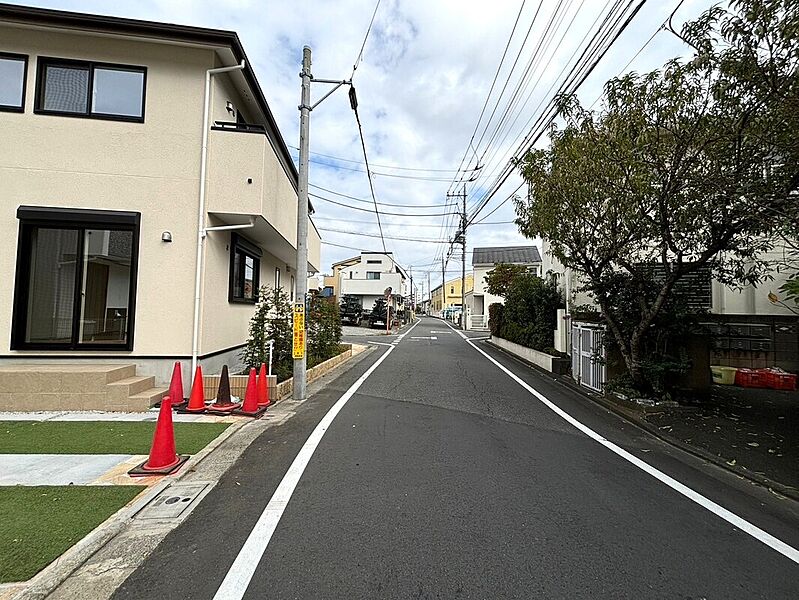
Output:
(541, 238), (799, 392)
(431, 274), (474, 314)
(466, 246), (542, 330)
(337, 252), (407, 314)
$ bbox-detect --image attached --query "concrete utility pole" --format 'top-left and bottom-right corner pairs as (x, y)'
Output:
(427, 271), (431, 315)
(409, 266), (413, 319)
(294, 46), (351, 401)
(441, 256), (446, 315)
(293, 46), (312, 401)
(447, 184), (468, 330)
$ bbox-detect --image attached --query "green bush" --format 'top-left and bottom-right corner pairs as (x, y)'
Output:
(307, 296), (342, 367)
(488, 303), (504, 336)
(242, 288), (343, 382)
(495, 275), (564, 354)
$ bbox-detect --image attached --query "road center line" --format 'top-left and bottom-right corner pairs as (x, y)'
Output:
(213, 319), (421, 599)
(441, 319), (799, 565)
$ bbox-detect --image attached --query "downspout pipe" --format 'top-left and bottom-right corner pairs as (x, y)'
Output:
(192, 60), (246, 375)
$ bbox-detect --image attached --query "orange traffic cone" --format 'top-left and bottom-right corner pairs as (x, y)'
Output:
(168, 362), (185, 406)
(128, 395), (188, 476)
(184, 366), (206, 413)
(257, 363), (271, 408)
(208, 365), (240, 413)
(235, 368), (265, 417)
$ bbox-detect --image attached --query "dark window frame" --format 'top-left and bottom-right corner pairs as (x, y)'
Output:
(11, 206), (141, 351)
(229, 232), (261, 304)
(34, 56), (147, 123)
(0, 52), (28, 113)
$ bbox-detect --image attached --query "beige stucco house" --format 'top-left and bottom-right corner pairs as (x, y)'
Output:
(0, 4), (320, 409)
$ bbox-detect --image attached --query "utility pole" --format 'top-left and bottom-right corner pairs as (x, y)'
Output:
(427, 271), (431, 315)
(409, 266), (414, 320)
(441, 256), (446, 316)
(447, 184), (468, 330)
(294, 46), (351, 401)
(293, 46), (312, 401)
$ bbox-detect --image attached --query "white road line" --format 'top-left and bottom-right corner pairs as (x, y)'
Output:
(213, 319), (420, 599)
(448, 320), (799, 565)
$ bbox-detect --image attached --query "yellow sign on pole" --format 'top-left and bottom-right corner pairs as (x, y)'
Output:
(292, 302), (305, 359)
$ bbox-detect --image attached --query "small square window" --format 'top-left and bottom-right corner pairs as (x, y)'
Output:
(0, 53), (28, 112)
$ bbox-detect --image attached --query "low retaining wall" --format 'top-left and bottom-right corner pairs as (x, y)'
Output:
(489, 336), (570, 375)
(276, 345), (354, 400)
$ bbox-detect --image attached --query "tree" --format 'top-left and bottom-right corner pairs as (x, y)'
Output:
(484, 263), (532, 297)
(241, 286), (293, 381)
(514, 0), (799, 392)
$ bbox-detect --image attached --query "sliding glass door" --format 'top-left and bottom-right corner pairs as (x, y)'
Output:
(12, 208), (140, 350)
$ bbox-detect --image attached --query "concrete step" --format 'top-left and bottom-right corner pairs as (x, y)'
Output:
(126, 387), (168, 412)
(107, 375), (157, 398)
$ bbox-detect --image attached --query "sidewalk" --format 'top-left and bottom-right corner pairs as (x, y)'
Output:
(643, 385), (799, 494)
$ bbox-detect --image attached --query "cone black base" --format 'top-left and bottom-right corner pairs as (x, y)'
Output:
(206, 402), (241, 415)
(232, 405), (268, 418)
(174, 404), (207, 414)
(128, 454), (189, 476)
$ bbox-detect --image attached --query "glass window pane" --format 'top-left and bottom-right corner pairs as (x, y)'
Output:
(43, 65), (89, 113)
(233, 250), (244, 298)
(244, 256), (254, 300)
(25, 228), (79, 344)
(92, 68), (144, 117)
(0, 57), (25, 108)
(79, 229), (133, 344)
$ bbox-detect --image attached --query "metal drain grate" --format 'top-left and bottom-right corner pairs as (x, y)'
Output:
(137, 483), (209, 520)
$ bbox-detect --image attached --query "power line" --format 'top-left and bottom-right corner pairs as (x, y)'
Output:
(289, 145), (472, 173)
(310, 183), (451, 208)
(466, 0), (651, 227)
(318, 226), (452, 243)
(298, 154), (462, 180)
(310, 193), (461, 217)
(352, 0), (382, 76)
(447, 0), (529, 192)
(349, 86), (386, 252)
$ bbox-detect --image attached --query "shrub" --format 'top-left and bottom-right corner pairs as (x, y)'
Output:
(242, 288), (344, 382)
(488, 303), (504, 336)
(497, 275), (564, 353)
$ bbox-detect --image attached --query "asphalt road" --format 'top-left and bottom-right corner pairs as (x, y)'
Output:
(115, 317), (799, 599)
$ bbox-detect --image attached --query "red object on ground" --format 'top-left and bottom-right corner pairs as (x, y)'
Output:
(735, 368), (765, 388)
(185, 366), (206, 412)
(760, 368), (797, 391)
(168, 362), (185, 405)
(239, 368), (259, 413)
(257, 363), (270, 408)
(128, 395), (188, 475)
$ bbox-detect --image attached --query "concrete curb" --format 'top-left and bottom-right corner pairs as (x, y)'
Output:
(11, 420), (248, 600)
(483, 339), (799, 503)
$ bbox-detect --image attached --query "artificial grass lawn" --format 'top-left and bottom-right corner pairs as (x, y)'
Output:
(0, 485), (145, 583)
(0, 421), (230, 455)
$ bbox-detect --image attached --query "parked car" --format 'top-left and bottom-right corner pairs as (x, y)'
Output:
(339, 294), (363, 326)
(369, 298), (394, 329)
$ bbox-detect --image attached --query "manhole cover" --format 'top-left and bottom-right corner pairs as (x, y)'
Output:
(137, 483), (209, 520)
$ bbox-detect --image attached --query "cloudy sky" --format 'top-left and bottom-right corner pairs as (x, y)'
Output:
(10, 0), (714, 296)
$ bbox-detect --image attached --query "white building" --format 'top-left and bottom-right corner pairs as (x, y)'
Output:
(466, 246), (542, 330)
(338, 252), (407, 314)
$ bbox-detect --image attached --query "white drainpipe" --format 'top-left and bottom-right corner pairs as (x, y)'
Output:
(191, 60), (246, 375)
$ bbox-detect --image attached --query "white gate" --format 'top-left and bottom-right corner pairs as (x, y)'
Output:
(571, 322), (606, 392)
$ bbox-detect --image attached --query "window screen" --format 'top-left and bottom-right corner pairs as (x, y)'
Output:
(0, 54), (27, 110)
